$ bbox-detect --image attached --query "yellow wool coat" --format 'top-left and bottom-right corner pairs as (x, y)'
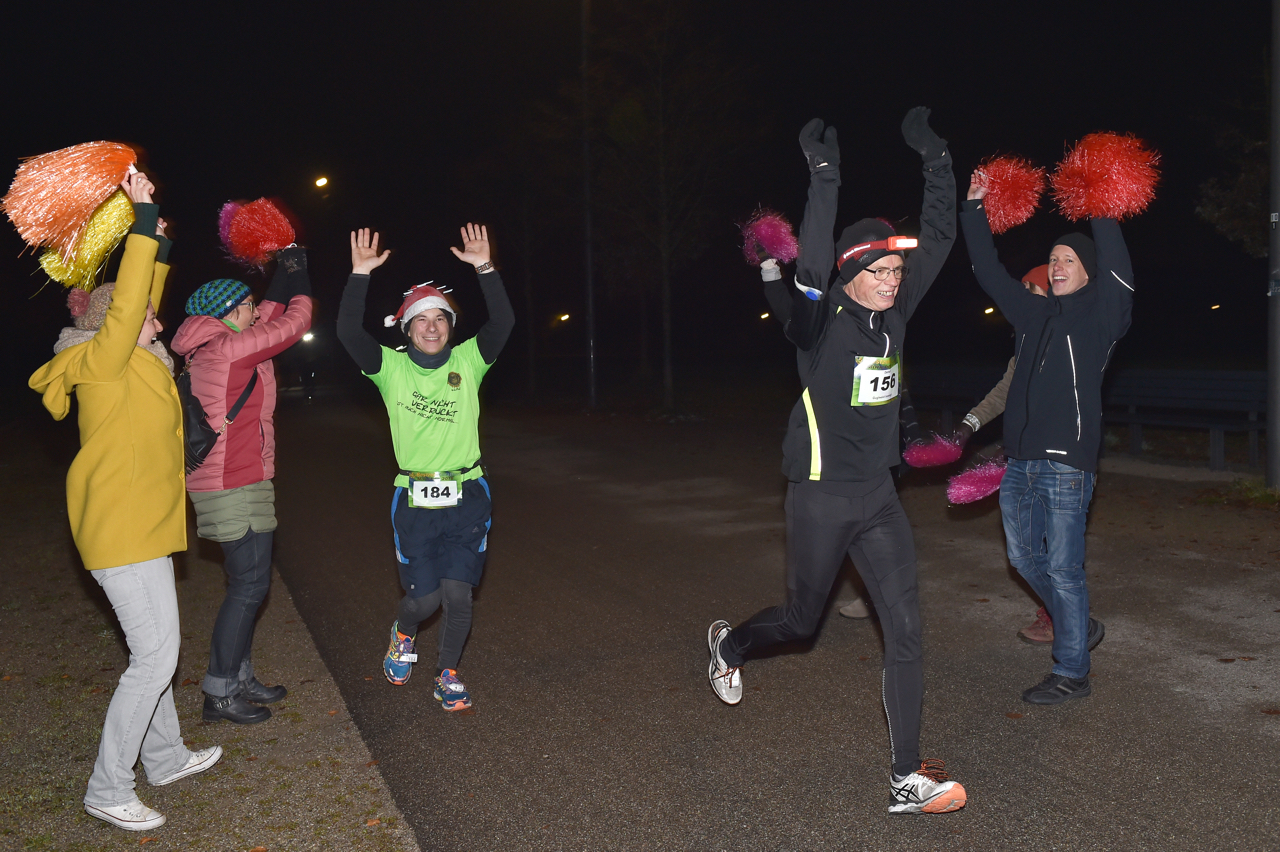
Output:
(29, 233), (187, 570)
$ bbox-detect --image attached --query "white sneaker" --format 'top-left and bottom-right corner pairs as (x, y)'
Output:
(888, 759), (967, 814)
(150, 745), (223, 787)
(838, 597), (870, 619)
(707, 620), (742, 705)
(85, 800), (167, 831)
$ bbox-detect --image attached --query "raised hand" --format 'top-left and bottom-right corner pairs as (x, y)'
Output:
(121, 171), (155, 205)
(967, 169), (990, 201)
(901, 106), (947, 162)
(350, 228), (391, 275)
(449, 222), (492, 268)
(799, 118), (839, 174)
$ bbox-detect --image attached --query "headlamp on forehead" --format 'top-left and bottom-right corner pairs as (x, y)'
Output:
(837, 236), (918, 270)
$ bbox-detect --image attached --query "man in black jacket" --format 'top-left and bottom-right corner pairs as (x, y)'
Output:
(959, 169), (1131, 705)
(707, 109), (966, 816)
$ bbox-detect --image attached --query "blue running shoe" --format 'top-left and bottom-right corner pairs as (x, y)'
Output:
(383, 621), (417, 685)
(434, 669), (472, 711)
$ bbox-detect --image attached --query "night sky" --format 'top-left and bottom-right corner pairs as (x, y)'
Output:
(1, 1), (1270, 410)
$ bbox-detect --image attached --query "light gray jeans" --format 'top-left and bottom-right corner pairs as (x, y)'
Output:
(85, 556), (193, 807)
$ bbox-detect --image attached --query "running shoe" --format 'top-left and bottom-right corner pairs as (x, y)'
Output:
(707, 620), (742, 705)
(1087, 617), (1105, 651)
(383, 621), (417, 686)
(434, 669), (472, 711)
(888, 759), (967, 814)
(1018, 607), (1054, 644)
(1022, 672), (1091, 704)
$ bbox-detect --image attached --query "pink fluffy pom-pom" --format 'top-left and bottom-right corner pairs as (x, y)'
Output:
(1051, 132), (1160, 221)
(66, 287), (91, 317)
(740, 209), (799, 266)
(947, 458), (1008, 504)
(981, 156), (1046, 234)
(218, 201), (243, 246)
(903, 434), (964, 468)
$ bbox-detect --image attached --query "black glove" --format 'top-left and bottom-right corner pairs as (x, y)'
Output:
(901, 106), (947, 162)
(951, 421), (974, 448)
(265, 246), (311, 303)
(277, 245), (307, 274)
(799, 118), (839, 175)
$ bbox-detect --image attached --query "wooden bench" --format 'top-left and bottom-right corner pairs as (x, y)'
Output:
(905, 365), (1267, 470)
(1101, 369), (1267, 470)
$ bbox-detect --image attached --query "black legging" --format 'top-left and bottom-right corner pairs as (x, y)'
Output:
(720, 474), (923, 777)
(397, 578), (473, 672)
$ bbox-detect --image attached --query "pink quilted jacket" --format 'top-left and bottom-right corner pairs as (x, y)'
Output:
(171, 295), (313, 491)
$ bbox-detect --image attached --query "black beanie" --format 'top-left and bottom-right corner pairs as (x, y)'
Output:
(835, 218), (901, 284)
(1051, 233), (1096, 281)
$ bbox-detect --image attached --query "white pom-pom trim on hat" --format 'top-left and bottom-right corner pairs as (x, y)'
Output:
(384, 315), (397, 327)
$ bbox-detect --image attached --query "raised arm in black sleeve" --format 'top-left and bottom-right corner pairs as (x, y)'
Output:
(1090, 217), (1134, 342)
(337, 274), (383, 375)
(474, 270), (515, 365)
(894, 149), (956, 321)
(959, 199), (1044, 327)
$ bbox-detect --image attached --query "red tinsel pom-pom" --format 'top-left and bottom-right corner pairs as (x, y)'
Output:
(224, 198), (295, 266)
(903, 434), (964, 468)
(1050, 132), (1160, 222)
(740, 208), (799, 266)
(981, 156), (1046, 234)
(947, 458), (1007, 504)
(67, 287), (91, 317)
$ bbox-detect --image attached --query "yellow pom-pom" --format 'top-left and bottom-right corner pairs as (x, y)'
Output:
(38, 191), (135, 289)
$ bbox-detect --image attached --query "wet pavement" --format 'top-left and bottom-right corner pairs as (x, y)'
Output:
(272, 390), (1280, 851)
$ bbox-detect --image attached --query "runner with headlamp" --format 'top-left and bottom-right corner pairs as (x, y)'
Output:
(706, 109), (966, 815)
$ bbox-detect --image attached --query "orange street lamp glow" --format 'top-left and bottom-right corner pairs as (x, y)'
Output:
(984, 307), (995, 315)
(1211, 304), (1220, 310)
(315, 177), (328, 187)
(560, 314), (570, 321)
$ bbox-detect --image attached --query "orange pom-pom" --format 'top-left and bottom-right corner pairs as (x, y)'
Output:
(1, 142), (137, 261)
(980, 156), (1046, 234)
(224, 198), (296, 266)
(1050, 132), (1160, 222)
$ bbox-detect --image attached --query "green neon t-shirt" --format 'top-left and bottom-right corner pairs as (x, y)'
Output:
(366, 339), (491, 487)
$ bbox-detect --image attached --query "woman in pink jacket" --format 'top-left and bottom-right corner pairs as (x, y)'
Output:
(171, 247), (312, 724)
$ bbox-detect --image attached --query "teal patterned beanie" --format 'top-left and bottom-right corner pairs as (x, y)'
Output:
(186, 279), (250, 318)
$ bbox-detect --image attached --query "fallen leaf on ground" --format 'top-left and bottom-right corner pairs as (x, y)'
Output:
(1006, 712), (1023, 719)
(366, 818), (381, 826)
(328, 710), (339, 716)
(366, 760), (379, 767)
(182, 679), (197, 686)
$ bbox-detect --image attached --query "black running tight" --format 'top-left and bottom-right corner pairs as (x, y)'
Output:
(720, 475), (923, 776)
(397, 578), (473, 672)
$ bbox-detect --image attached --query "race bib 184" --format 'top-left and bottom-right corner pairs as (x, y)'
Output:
(851, 353), (900, 407)
(409, 477), (461, 508)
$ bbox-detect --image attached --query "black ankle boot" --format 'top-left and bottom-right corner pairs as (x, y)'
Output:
(240, 677), (288, 705)
(203, 693), (271, 724)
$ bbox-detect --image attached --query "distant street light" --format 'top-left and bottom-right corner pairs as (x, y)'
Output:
(560, 314), (571, 322)
(1211, 304), (1221, 310)
(760, 312), (770, 319)
(984, 307), (995, 315)
(302, 332), (315, 342)
(315, 177), (328, 188)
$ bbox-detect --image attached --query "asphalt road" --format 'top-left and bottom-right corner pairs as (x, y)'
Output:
(271, 389), (1280, 852)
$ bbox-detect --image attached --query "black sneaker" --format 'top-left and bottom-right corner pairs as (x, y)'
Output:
(1021, 673), (1091, 705)
(1087, 618), (1105, 651)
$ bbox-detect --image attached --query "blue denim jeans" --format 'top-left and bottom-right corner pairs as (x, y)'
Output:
(86, 557), (193, 807)
(203, 528), (273, 697)
(999, 458), (1095, 679)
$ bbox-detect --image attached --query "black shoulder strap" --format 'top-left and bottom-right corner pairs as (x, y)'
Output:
(225, 369), (259, 425)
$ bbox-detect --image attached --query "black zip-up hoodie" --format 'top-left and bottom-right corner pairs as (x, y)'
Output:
(959, 200), (1132, 473)
(765, 149), (956, 483)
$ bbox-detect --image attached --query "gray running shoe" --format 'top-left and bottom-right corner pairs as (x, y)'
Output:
(706, 620), (742, 705)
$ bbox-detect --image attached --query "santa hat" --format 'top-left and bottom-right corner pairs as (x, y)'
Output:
(384, 282), (455, 329)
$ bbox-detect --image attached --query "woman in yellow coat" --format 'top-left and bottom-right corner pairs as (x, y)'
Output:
(28, 172), (222, 832)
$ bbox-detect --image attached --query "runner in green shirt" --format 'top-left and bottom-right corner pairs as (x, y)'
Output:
(337, 224), (514, 710)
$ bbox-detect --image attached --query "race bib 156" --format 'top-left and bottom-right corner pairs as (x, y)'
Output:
(851, 353), (900, 407)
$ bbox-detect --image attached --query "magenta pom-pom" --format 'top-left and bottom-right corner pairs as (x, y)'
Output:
(903, 434), (964, 468)
(947, 458), (1008, 504)
(218, 201), (243, 246)
(741, 209), (799, 266)
(1051, 132), (1160, 222)
(981, 156), (1046, 234)
(66, 287), (91, 317)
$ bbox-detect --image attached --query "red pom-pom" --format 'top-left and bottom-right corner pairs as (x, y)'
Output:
(1050, 132), (1160, 221)
(66, 287), (91, 317)
(903, 434), (964, 468)
(740, 209), (799, 266)
(947, 458), (1007, 504)
(980, 156), (1046, 234)
(223, 198), (295, 266)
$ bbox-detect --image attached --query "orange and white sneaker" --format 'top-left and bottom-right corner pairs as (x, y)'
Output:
(434, 669), (472, 711)
(888, 759), (967, 814)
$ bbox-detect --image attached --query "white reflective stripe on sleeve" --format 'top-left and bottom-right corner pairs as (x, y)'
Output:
(1111, 270), (1133, 291)
(1067, 335), (1081, 441)
(1046, 449), (1068, 455)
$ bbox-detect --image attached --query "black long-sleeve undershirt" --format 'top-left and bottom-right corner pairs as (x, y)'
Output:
(337, 270), (515, 375)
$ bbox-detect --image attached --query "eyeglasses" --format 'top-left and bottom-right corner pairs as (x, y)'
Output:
(865, 266), (906, 281)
